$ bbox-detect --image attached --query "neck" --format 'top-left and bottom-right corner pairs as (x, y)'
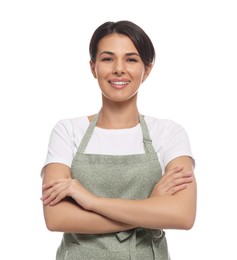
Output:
(97, 99), (140, 129)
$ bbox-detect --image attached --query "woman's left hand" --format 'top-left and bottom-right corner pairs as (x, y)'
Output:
(41, 178), (97, 210)
(150, 165), (193, 198)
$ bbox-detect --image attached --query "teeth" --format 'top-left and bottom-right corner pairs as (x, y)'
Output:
(111, 81), (128, 85)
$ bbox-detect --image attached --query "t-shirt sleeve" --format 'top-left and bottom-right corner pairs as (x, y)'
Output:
(41, 120), (74, 176)
(162, 122), (194, 169)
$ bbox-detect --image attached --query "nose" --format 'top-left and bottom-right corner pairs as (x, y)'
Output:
(112, 60), (125, 75)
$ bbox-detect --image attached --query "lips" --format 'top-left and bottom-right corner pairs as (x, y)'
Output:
(109, 79), (130, 89)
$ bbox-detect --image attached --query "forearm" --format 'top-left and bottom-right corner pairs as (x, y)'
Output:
(42, 158), (196, 232)
(42, 164), (135, 234)
(43, 199), (136, 234)
(90, 181), (197, 230)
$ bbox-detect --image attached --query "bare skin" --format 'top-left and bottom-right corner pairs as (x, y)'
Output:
(41, 160), (194, 233)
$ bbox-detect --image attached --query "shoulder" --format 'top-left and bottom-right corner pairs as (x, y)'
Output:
(144, 115), (192, 154)
(52, 115), (89, 136)
(144, 115), (185, 135)
(144, 115), (194, 169)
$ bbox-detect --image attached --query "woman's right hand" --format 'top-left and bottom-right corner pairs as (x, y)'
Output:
(150, 165), (193, 197)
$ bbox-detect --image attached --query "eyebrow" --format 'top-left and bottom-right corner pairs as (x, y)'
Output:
(99, 51), (140, 57)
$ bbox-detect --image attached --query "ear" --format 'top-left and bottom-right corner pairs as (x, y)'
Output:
(142, 64), (153, 82)
(90, 60), (97, 79)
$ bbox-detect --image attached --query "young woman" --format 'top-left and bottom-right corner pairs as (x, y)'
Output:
(41, 20), (197, 260)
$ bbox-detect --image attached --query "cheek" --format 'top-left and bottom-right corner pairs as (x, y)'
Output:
(127, 65), (146, 78)
(132, 69), (146, 82)
(95, 65), (111, 78)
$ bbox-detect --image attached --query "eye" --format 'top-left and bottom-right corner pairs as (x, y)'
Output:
(101, 57), (113, 62)
(127, 58), (138, 62)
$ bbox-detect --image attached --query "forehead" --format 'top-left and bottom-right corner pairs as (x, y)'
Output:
(97, 33), (138, 53)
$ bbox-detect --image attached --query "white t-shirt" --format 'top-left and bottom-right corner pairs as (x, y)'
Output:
(42, 115), (194, 175)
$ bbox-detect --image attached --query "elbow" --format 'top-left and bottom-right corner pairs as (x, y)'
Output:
(44, 216), (59, 232)
(181, 217), (195, 230)
(178, 211), (196, 230)
(174, 194), (197, 230)
(43, 208), (62, 232)
(167, 203), (196, 230)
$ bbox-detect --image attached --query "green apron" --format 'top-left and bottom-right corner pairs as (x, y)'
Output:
(56, 113), (170, 259)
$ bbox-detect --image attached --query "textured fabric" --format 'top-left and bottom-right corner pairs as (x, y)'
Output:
(56, 113), (170, 260)
(41, 115), (193, 176)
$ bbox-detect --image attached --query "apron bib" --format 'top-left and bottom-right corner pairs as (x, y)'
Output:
(56, 113), (170, 260)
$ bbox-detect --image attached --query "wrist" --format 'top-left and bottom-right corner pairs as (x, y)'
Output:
(90, 196), (103, 212)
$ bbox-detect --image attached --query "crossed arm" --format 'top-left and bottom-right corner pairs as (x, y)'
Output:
(41, 156), (196, 234)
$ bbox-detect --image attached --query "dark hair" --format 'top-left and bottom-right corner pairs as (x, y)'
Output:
(89, 20), (155, 67)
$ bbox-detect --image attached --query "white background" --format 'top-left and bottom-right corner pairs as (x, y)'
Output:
(0, 0), (236, 259)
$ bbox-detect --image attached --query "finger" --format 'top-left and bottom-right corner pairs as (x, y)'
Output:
(178, 171), (193, 179)
(168, 184), (188, 195)
(166, 171), (193, 183)
(42, 182), (54, 192)
(41, 182), (68, 204)
(48, 190), (68, 206)
(41, 189), (58, 204)
(165, 165), (184, 176)
(154, 170), (192, 191)
(43, 189), (65, 205)
(165, 176), (193, 192)
(42, 178), (69, 191)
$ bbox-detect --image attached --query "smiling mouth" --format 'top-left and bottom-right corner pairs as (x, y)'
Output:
(109, 81), (130, 89)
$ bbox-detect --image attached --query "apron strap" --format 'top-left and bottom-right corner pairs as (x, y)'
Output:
(77, 112), (100, 153)
(139, 114), (157, 154)
(77, 112), (156, 154)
